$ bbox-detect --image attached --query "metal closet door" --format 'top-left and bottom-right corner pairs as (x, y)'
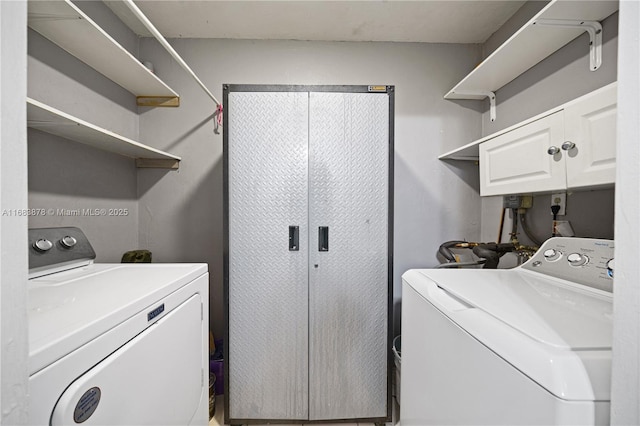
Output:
(308, 91), (390, 420)
(227, 91), (309, 421)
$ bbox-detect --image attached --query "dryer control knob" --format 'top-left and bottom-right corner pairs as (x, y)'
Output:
(543, 249), (561, 261)
(607, 258), (615, 278)
(567, 252), (589, 266)
(60, 236), (77, 248)
(34, 238), (53, 252)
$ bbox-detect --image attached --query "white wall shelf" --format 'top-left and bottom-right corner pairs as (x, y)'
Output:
(28, 0), (180, 107)
(444, 0), (618, 105)
(440, 82), (616, 162)
(27, 98), (180, 169)
(439, 107), (563, 161)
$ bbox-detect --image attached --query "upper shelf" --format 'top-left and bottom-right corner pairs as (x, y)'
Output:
(28, 0), (179, 107)
(444, 0), (619, 101)
(27, 98), (180, 169)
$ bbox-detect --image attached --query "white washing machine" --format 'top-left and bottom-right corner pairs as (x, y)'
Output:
(401, 237), (614, 425)
(27, 227), (209, 425)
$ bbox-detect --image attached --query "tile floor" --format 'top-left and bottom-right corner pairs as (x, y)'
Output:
(209, 395), (400, 426)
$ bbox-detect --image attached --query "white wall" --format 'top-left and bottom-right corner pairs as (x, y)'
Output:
(611, 1), (640, 423)
(137, 38), (484, 337)
(0, 1), (29, 423)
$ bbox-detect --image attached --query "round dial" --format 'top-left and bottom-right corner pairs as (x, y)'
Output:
(60, 235), (77, 248)
(33, 238), (53, 252)
(607, 258), (615, 278)
(567, 252), (589, 266)
(543, 248), (562, 261)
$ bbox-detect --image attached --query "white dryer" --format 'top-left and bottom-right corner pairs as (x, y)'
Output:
(401, 237), (614, 425)
(27, 227), (209, 425)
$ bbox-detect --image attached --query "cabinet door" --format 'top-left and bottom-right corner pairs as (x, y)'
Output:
(564, 84), (617, 189)
(308, 92), (389, 420)
(227, 92), (309, 420)
(480, 112), (566, 196)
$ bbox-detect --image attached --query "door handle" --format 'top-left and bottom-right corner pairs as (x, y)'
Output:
(289, 226), (299, 251)
(547, 146), (560, 155)
(318, 226), (329, 251)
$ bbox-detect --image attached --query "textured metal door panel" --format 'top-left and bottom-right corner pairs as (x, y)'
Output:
(308, 92), (389, 420)
(227, 92), (309, 420)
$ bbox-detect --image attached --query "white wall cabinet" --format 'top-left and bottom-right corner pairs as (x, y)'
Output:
(563, 85), (618, 188)
(479, 83), (617, 196)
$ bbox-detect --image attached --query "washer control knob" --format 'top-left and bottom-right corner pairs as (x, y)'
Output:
(567, 252), (589, 266)
(607, 258), (615, 278)
(33, 238), (53, 252)
(60, 236), (77, 248)
(543, 249), (561, 261)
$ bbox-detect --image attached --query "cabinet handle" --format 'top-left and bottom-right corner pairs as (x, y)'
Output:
(318, 227), (329, 252)
(289, 226), (299, 251)
(561, 141), (576, 151)
(547, 146), (560, 155)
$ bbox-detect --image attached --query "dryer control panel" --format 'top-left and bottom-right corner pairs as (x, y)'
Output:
(521, 237), (614, 293)
(28, 227), (96, 278)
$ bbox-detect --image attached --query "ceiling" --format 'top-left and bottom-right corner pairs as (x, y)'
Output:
(105, 1), (526, 44)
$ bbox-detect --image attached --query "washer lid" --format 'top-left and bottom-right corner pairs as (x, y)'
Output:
(416, 268), (612, 350)
(28, 263), (207, 375)
(403, 268), (613, 401)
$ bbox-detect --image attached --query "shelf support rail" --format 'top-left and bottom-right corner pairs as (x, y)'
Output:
(122, 0), (221, 107)
(451, 91), (497, 122)
(532, 19), (603, 71)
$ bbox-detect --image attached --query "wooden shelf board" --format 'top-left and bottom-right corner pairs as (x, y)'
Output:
(444, 0), (619, 99)
(27, 98), (181, 167)
(28, 0), (179, 99)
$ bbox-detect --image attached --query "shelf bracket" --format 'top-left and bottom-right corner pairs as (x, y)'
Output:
(135, 159), (180, 169)
(532, 19), (603, 71)
(449, 90), (497, 122)
(136, 96), (180, 108)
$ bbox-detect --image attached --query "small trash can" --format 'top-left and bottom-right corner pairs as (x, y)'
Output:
(392, 335), (401, 405)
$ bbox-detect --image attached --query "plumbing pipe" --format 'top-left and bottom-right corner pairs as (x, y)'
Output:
(497, 207), (506, 243)
(438, 240), (468, 263)
(518, 211), (543, 246)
